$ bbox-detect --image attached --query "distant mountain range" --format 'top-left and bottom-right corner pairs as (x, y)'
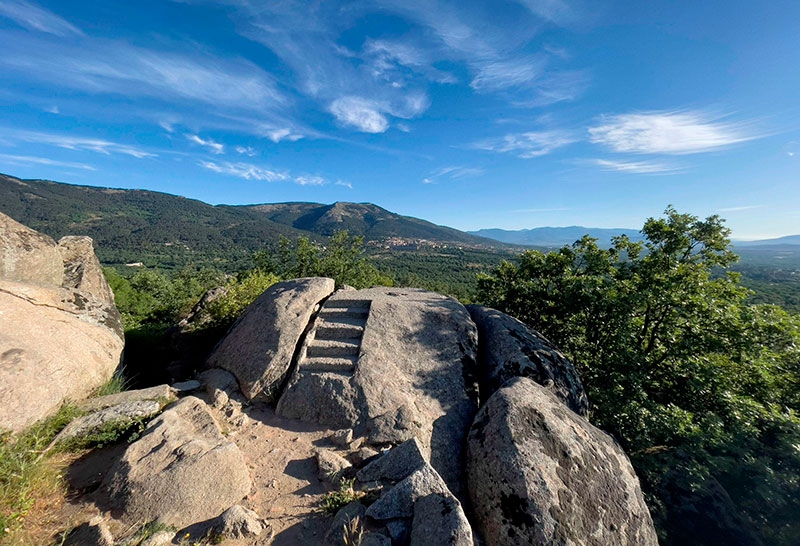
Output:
(469, 227), (800, 249)
(468, 227), (644, 248)
(0, 173), (497, 268)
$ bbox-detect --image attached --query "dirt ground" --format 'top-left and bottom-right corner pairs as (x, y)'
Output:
(27, 399), (356, 546)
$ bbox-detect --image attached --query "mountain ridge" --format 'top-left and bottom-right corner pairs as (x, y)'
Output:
(0, 173), (501, 269)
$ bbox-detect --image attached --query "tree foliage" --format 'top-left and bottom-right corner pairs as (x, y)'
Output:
(477, 206), (800, 545)
(255, 230), (393, 289)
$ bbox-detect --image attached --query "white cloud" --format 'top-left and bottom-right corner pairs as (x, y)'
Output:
(589, 110), (761, 155)
(294, 175), (327, 186)
(0, 153), (96, 170)
(718, 205), (764, 213)
(199, 160), (330, 187)
(512, 0), (578, 25)
(0, 1), (83, 36)
(199, 160), (289, 182)
(424, 165), (486, 184)
(45, 105), (59, 114)
(187, 134), (224, 154)
(261, 127), (304, 143)
(471, 130), (576, 158)
(8, 129), (156, 158)
(470, 57), (546, 91)
(1, 34), (287, 113)
(235, 145), (256, 156)
(591, 158), (681, 174)
(335, 180), (353, 189)
(329, 96), (390, 133)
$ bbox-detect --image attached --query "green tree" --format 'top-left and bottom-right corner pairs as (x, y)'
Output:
(255, 231), (392, 289)
(477, 206), (800, 545)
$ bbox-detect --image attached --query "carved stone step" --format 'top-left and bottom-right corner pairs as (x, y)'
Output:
(318, 307), (370, 320)
(315, 319), (365, 340)
(306, 339), (360, 358)
(302, 355), (357, 372)
(323, 299), (371, 309)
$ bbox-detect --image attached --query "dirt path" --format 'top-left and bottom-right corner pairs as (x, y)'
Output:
(28, 399), (355, 545)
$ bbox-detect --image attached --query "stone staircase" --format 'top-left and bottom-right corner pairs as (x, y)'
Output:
(300, 298), (370, 373)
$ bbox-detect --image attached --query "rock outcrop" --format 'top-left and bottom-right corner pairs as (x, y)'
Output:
(0, 212), (123, 432)
(466, 377), (657, 546)
(467, 304), (588, 415)
(102, 396), (252, 528)
(207, 277), (335, 401)
(277, 287), (478, 494)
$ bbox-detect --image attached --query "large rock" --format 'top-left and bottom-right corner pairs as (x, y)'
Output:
(57, 235), (116, 310)
(102, 397), (252, 528)
(467, 305), (588, 415)
(0, 213), (124, 432)
(277, 287), (478, 494)
(466, 377), (657, 546)
(207, 277), (335, 401)
(0, 211), (63, 286)
(0, 280), (124, 432)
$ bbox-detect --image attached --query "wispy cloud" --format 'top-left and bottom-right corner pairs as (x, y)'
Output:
(199, 160), (289, 182)
(1, 31), (287, 115)
(187, 134), (224, 154)
(329, 97), (389, 133)
(335, 180), (353, 189)
(470, 57), (546, 91)
(294, 175), (327, 186)
(718, 205), (765, 213)
(591, 158), (682, 174)
(0, 1), (83, 37)
(471, 130), (576, 158)
(512, 0), (580, 26)
(423, 165), (485, 184)
(260, 127), (304, 143)
(235, 146), (256, 156)
(0, 153), (96, 171)
(199, 160), (332, 187)
(7, 129), (156, 158)
(589, 110), (762, 155)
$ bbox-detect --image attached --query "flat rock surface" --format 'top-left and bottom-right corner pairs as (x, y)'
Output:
(208, 277), (335, 401)
(466, 377), (658, 546)
(79, 384), (174, 412)
(467, 305), (588, 415)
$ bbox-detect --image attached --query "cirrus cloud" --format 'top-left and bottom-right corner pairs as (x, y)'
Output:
(589, 110), (762, 155)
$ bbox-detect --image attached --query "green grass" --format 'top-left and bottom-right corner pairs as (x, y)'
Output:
(92, 368), (129, 397)
(0, 405), (82, 542)
(320, 478), (365, 515)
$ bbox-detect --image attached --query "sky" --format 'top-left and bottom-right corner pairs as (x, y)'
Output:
(1, 0), (799, 239)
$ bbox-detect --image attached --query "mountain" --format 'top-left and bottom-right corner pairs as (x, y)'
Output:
(245, 201), (488, 243)
(733, 235), (800, 247)
(469, 226), (644, 248)
(0, 173), (499, 269)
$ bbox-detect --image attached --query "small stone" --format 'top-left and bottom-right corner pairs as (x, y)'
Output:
(357, 438), (427, 483)
(365, 463), (449, 520)
(210, 505), (264, 539)
(331, 428), (353, 447)
(171, 380), (201, 392)
(316, 449), (352, 484)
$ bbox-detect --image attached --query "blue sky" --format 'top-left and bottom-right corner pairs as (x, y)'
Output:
(1, 0), (799, 238)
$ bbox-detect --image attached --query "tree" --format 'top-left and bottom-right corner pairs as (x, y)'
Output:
(254, 230), (393, 289)
(477, 207), (800, 545)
